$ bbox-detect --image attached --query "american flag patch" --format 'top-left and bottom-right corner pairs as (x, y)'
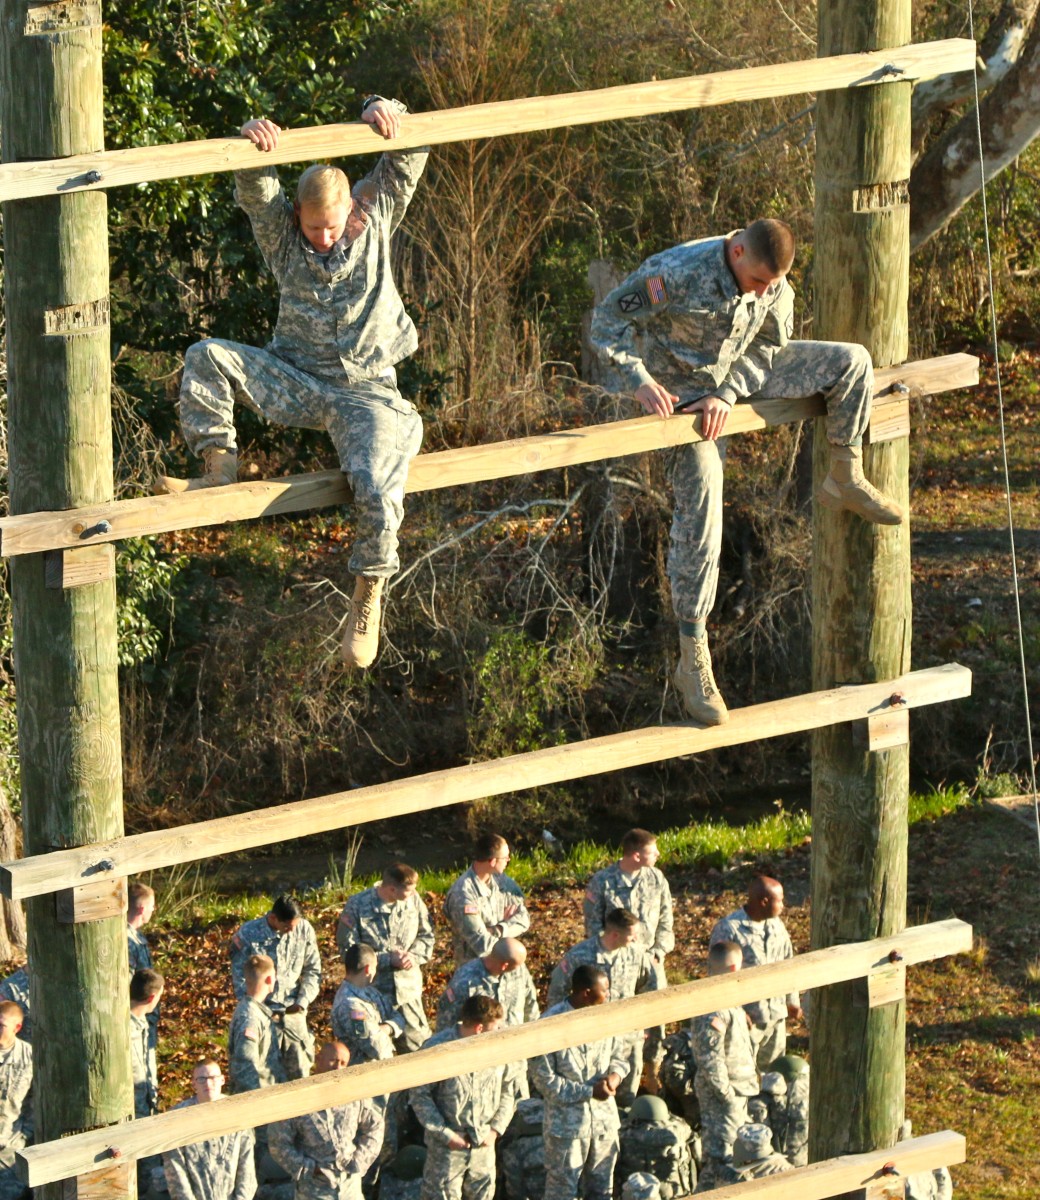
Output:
(646, 275), (668, 305)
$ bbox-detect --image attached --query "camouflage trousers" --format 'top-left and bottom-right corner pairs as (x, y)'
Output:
(179, 339), (424, 578)
(418, 1141), (495, 1200)
(749, 1018), (786, 1074)
(667, 339), (873, 623)
(274, 1009), (316, 1080)
(692, 1082), (749, 1193)
(295, 1167), (365, 1200)
(543, 1120), (619, 1200)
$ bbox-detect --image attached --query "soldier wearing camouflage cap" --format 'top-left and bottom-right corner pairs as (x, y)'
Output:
(590, 219), (902, 726)
(716, 1122), (791, 1184)
(156, 97), (428, 671)
(690, 943), (758, 1192)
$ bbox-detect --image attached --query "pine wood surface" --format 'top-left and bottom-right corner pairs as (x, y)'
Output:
(17, 920), (970, 1184)
(0, 355), (978, 559)
(0, 664), (971, 901)
(0, 40), (975, 203)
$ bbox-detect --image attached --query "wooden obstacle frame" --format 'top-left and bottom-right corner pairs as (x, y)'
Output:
(0, 24), (981, 1200)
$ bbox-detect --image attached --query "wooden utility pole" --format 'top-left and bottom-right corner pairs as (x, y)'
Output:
(0, 0), (133, 1189)
(809, 0), (914, 1173)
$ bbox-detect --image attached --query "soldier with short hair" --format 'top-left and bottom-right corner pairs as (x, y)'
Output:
(691, 943), (758, 1192)
(228, 953), (286, 1094)
(130, 968), (164, 1118)
(230, 896), (322, 1079)
(270, 1042), (384, 1200)
(337, 864), (434, 1053)
(331, 944), (405, 1066)
(584, 830), (673, 1085)
(590, 218), (902, 726)
(0, 1001), (32, 1200)
(709, 875), (801, 1071)
(128, 882), (159, 1048)
(435, 939), (538, 1032)
(530, 965), (630, 1200)
(444, 835), (530, 967)
(0, 971), (29, 1045)
(163, 1060), (256, 1200)
(548, 908), (656, 1104)
(156, 98), (428, 671)
(410, 995), (517, 1200)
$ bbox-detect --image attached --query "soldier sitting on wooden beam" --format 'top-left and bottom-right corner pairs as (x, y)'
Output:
(590, 218), (902, 726)
(155, 95), (429, 672)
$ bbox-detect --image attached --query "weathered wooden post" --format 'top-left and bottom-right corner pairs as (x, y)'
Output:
(1, 1), (134, 1193)
(809, 0), (914, 1174)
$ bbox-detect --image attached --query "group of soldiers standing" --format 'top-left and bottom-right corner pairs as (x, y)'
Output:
(0, 835), (950, 1200)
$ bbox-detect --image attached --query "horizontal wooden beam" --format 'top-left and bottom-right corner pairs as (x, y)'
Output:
(18, 918), (971, 1183)
(0, 663), (971, 900)
(0, 41), (975, 203)
(0, 354), (978, 558)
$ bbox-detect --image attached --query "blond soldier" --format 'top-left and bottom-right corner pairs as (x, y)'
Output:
(228, 953), (286, 1094)
(0, 1001), (32, 1200)
(157, 98), (428, 669)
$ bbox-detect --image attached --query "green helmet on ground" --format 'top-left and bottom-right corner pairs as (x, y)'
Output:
(769, 1053), (809, 1083)
(630, 1094), (670, 1123)
(391, 1145), (427, 1181)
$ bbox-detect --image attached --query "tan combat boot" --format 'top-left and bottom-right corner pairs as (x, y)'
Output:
(673, 633), (729, 726)
(154, 447), (238, 495)
(818, 444), (903, 525)
(341, 576), (385, 670)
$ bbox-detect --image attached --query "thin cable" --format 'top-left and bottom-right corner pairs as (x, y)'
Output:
(966, 0), (1040, 851)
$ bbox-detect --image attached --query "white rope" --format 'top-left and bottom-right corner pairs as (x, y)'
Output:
(966, 0), (1040, 850)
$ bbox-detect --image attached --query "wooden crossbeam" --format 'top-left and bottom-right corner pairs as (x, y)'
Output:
(0, 41), (975, 204)
(0, 664), (971, 900)
(17, 918), (971, 1184)
(0, 354), (978, 559)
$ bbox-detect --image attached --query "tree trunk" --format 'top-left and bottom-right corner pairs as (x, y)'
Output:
(910, 2), (1040, 247)
(810, 0), (913, 1179)
(0, 790), (26, 960)
(0, 0), (133, 1188)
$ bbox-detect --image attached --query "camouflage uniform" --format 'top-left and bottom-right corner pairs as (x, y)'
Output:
(617, 1106), (698, 1197)
(0, 1038), (32, 1200)
(435, 959), (539, 1032)
(583, 863), (674, 1063)
(715, 1123), (791, 1185)
(530, 1001), (630, 1200)
(409, 1026), (517, 1200)
(589, 235), (874, 623)
(498, 1099), (546, 1200)
(163, 1097), (256, 1200)
(330, 980), (403, 1065)
(270, 1098), (384, 1200)
(0, 973), (30, 1045)
(131, 1010), (158, 1117)
(547, 936), (655, 1104)
(757, 1070), (808, 1167)
(905, 1167), (953, 1200)
(228, 996), (286, 1094)
(128, 926), (160, 1050)
(178, 100), (428, 581)
(690, 1008), (758, 1192)
(337, 886), (434, 1052)
(709, 908), (798, 1071)
(443, 869), (530, 967)
(231, 916), (322, 1079)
